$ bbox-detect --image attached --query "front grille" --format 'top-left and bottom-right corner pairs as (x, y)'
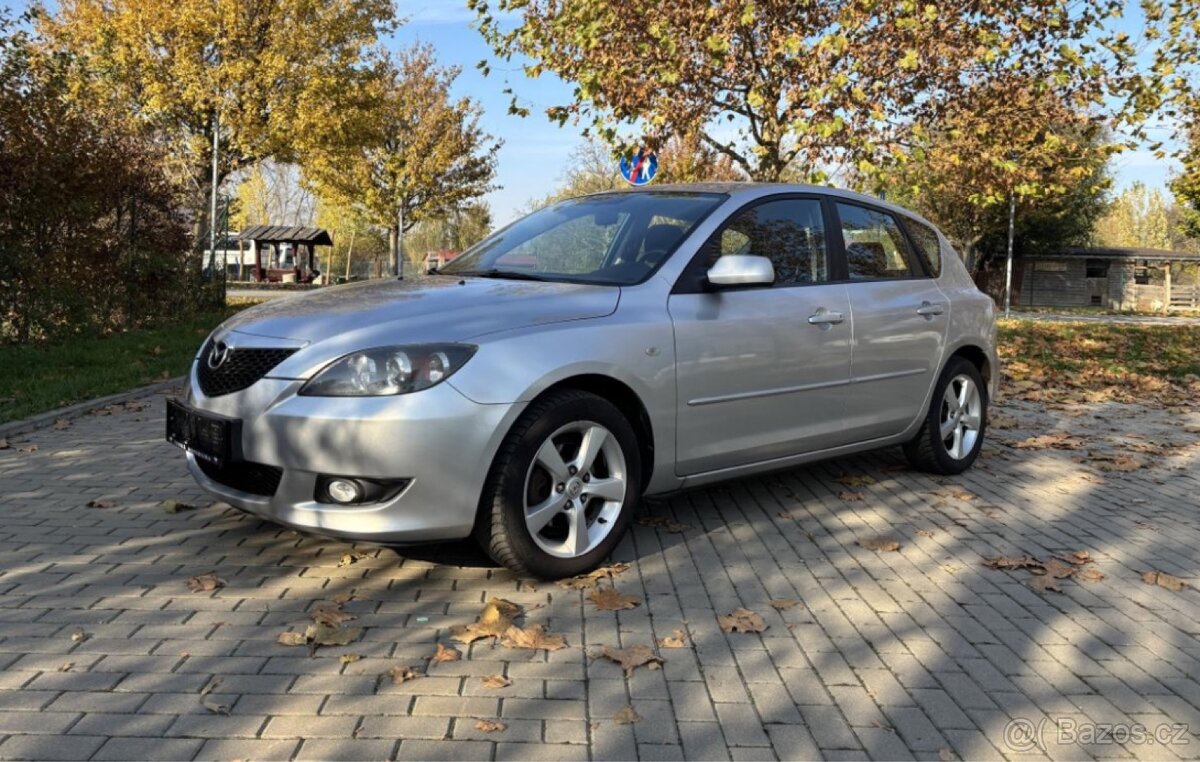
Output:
(197, 339), (296, 397)
(197, 458), (284, 497)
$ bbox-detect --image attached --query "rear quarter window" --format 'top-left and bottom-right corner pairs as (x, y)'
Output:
(903, 219), (942, 278)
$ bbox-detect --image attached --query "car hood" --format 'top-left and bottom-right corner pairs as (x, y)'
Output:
(218, 276), (620, 346)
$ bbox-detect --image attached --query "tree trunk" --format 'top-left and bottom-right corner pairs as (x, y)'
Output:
(387, 224), (400, 278)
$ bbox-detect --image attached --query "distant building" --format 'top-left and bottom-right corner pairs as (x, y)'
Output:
(423, 249), (461, 272)
(1009, 247), (1200, 311)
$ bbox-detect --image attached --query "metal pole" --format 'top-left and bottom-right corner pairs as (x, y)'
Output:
(397, 205), (405, 280)
(209, 112), (220, 285)
(1003, 191), (1015, 319)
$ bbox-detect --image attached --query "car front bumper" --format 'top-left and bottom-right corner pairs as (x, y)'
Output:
(181, 366), (520, 544)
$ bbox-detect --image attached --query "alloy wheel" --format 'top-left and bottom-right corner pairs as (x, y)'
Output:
(939, 373), (983, 460)
(523, 421), (628, 558)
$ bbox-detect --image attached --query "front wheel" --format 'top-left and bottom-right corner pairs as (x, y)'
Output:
(903, 357), (988, 475)
(476, 389), (642, 578)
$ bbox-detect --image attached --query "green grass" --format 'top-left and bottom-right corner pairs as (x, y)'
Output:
(0, 310), (240, 424)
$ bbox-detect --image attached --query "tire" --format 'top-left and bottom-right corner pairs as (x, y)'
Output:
(903, 356), (988, 475)
(475, 389), (643, 579)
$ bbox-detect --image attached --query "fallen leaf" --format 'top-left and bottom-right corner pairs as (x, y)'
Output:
(186, 572), (225, 593)
(1057, 550), (1093, 566)
(595, 644), (664, 677)
(70, 628), (89, 643)
(332, 593), (354, 605)
(1142, 570), (1186, 591)
(916, 529), (935, 538)
(388, 665), (422, 685)
(18, 444), (38, 453)
(311, 603), (356, 627)
(1011, 433), (1085, 450)
(85, 498), (117, 509)
(613, 705), (642, 725)
(0, 438), (8, 449)
(989, 413), (1018, 429)
(1028, 575), (1062, 593)
(501, 624), (567, 651)
(1076, 566), (1106, 583)
(718, 608), (767, 634)
(305, 622), (362, 648)
(557, 563), (631, 590)
(1039, 559), (1076, 579)
(587, 586), (642, 612)
(837, 473), (876, 487)
(930, 487), (976, 502)
(658, 629), (689, 649)
(201, 698), (229, 715)
(431, 643), (461, 663)
(339, 654), (361, 665)
(665, 521), (690, 533)
(450, 598), (522, 645)
(277, 631), (308, 647)
(474, 719), (506, 733)
(57, 662), (73, 672)
(857, 537), (901, 552)
(53, 418), (71, 430)
(338, 552), (368, 567)
(1092, 453), (1143, 472)
(768, 598), (800, 610)
(982, 554), (1041, 570)
(838, 491), (864, 502)
(161, 500), (196, 514)
(939, 748), (957, 761)
(481, 674), (512, 689)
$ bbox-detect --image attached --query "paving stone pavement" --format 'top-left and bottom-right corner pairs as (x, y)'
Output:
(1, 387), (1199, 761)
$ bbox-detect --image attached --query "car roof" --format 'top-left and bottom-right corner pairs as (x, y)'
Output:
(586, 182), (939, 232)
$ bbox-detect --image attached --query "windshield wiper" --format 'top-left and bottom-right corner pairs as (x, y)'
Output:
(453, 268), (555, 282)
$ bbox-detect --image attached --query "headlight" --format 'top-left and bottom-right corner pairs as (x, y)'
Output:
(300, 344), (477, 397)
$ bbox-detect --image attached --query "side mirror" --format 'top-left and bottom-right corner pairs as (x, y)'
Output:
(706, 255), (775, 287)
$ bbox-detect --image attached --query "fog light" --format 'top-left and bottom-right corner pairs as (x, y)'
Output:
(326, 479), (361, 504)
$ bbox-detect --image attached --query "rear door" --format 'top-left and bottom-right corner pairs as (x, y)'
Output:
(668, 196), (855, 475)
(834, 202), (948, 441)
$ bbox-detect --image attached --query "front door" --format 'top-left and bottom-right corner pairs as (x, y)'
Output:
(834, 202), (948, 441)
(669, 197), (854, 476)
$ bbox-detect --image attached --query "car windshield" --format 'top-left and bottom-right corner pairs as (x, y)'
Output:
(439, 192), (726, 285)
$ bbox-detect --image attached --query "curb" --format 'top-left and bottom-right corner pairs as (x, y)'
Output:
(0, 377), (185, 439)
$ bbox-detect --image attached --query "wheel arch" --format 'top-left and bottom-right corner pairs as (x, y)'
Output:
(527, 374), (656, 491)
(947, 344), (992, 392)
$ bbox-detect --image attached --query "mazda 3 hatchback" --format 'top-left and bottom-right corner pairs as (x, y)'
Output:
(168, 184), (997, 578)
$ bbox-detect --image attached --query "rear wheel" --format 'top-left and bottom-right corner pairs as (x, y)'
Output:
(903, 357), (987, 475)
(476, 389), (642, 578)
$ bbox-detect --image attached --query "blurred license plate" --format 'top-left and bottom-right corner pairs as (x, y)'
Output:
(165, 398), (239, 466)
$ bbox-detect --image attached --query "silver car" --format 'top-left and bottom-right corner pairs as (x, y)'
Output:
(168, 184), (997, 578)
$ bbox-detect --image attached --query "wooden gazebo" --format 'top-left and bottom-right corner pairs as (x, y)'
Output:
(236, 225), (333, 284)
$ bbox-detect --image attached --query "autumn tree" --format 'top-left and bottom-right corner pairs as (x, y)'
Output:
(304, 45), (500, 276)
(405, 203), (494, 269)
(473, 0), (1132, 183)
(873, 78), (1118, 271)
(39, 0), (395, 242)
(1094, 183), (1176, 250)
(314, 194), (388, 281)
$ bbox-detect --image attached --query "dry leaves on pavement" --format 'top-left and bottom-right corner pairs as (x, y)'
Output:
(983, 554), (1042, 570)
(595, 645), (664, 677)
(431, 643), (461, 663)
(838, 491), (864, 502)
(387, 665), (422, 686)
(70, 628), (89, 643)
(475, 719), (506, 733)
(836, 473), (876, 487)
(338, 552), (368, 567)
(481, 674), (512, 689)
(984, 550), (1103, 593)
(1010, 433), (1086, 450)
(451, 598), (522, 645)
(718, 608), (767, 634)
(161, 499), (197, 514)
(311, 602), (356, 627)
(1090, 453), (1144, 472)
(186, 572), (225, 593)
(587, 586), (642, 611)
(557, 562), (631, 590)
(1142, 570), (1186, 591)
(768, 598), (800, 610)
(614, 705), (642, 725)
(658, 629), (689, 648)
(500, 624), (567, 651)
(857, 537), (902, 552)
(53, 418), (71, 430)
(199, 678), (229, 715)
(0, 438), (8, 450)
(339, 654), (360, 665)
(277, 631), (308, 647)
(86, 498), (116, 509)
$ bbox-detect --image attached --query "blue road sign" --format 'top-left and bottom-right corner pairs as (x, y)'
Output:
(619, 149), (658, 186)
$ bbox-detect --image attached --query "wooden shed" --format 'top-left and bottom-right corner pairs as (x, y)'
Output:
(236, 225), (334, 284)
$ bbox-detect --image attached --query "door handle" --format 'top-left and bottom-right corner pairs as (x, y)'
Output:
(916, 301), (945, 317)
(807, 309), (845, 326)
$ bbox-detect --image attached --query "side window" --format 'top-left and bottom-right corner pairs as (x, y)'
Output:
(903, 218), (942, 278)
(706, 199), (827, 286)
(836, 203), (916, 280)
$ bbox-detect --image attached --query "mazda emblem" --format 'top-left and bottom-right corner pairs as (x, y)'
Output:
(207, 341), (231, 370)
